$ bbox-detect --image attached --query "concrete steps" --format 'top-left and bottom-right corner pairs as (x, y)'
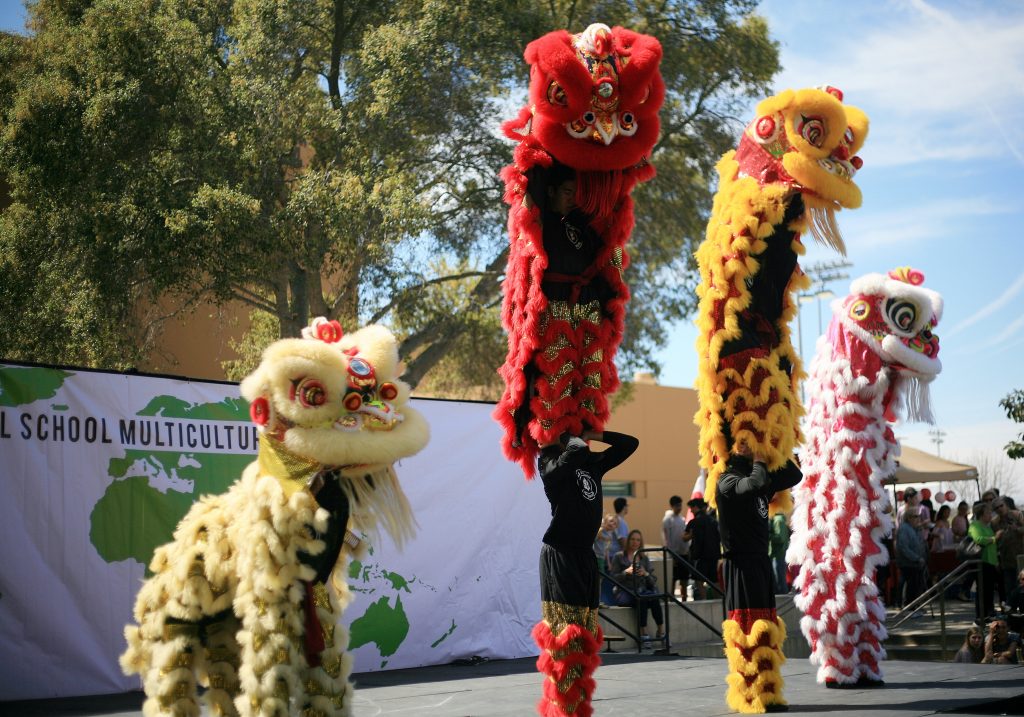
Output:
(883, 598), (979, 662)
(600, 593), (981, 663)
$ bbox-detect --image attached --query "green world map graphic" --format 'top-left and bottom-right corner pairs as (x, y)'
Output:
(1, 365), (458, 668)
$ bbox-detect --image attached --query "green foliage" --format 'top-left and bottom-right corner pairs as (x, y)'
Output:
(0, 0), (779, 393)
(392, 257), (506, 399)
(221, 309), (279, 382)
(999, 389), (1024, 460)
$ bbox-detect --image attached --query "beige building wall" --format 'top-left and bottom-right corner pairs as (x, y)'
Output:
(138, 298), (252, 380)
(600, 379), (701, 546)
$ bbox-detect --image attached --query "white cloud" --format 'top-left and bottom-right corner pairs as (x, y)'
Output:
(821, 195), (1013, 251)
(945, 272), (1024, 338)
(765, 0), (1024, 168)
(954, 312), (1024, 355)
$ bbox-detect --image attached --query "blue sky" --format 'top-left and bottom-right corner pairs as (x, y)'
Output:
(0, 1), (22, 32)
(2, 0), (1022, 476)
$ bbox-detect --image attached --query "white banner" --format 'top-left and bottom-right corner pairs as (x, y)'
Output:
(0, 364), (548, 701)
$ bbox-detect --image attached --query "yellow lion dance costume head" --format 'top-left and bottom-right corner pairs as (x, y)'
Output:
(121, 318), (429, 717)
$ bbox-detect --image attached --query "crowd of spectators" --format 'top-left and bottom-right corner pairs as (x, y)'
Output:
(590, 480), (1023, 661)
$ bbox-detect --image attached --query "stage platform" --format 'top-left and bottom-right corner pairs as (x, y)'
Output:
(6, 654), (1022, 717)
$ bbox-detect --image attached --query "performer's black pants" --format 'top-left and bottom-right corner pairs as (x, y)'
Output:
(723, 553), (775, 613)
(672, 557), (690, 594)
(540, 543), (599, 609)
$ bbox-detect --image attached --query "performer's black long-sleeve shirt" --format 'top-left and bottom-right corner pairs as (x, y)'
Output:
(539, 432), (639, 550)
(716, 456), (802, 557)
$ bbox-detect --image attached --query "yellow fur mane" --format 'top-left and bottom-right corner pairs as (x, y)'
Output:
(694, 152), (810, 511)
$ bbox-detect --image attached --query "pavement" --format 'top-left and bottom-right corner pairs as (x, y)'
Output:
(4, 654), (1021, 716)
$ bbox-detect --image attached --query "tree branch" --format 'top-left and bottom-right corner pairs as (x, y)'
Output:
(399, 246), (507, 387)
(228, 283), (278, 315)
(369, 270), (501, 324)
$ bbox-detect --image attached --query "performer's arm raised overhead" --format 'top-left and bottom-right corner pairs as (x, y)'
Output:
(584, 430), (639, 472)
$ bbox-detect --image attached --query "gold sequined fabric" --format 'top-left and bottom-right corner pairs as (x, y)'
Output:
(257, 433), (323, 498)
(543, 300), (603, 330)
(536, 298), (610, 428)
(541, 600), (599, 636)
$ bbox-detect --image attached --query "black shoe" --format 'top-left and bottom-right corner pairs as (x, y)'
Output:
(764, 703), (789, 712)
(856, 676), (885, 688)
(825, 679), (857, 689)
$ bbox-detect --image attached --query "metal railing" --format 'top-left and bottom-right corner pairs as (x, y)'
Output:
(597, 547), (725, 653)
(888, 558), (980, 660)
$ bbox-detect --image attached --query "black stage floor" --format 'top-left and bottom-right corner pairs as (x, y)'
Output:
(4, 655), (1022, 717)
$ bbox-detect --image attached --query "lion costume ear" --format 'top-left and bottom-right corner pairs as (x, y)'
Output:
(843, 105), (869, 156)
(239, 365), (269, 403)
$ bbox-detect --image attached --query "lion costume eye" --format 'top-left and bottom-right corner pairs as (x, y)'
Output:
(797, 115), (826, 148)
(296, 379), (327, 408)
(546, 81), (567, 106)
(848, 299), (870, 321)
(885, 298), (918, 334)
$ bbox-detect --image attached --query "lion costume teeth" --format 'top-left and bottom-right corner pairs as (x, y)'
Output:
(121, 318), (428, 717)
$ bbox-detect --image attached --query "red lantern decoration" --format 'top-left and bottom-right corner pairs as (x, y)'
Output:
(920, 488), (932, 500)
(945, 490), (956, 502)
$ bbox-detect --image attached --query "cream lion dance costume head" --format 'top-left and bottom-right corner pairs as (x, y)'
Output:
(694, 86), (868, 713)
(120, 318), (429, 717)
(788, 268), (942, 687)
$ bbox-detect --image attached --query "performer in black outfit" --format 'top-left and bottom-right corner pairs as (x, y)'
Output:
(716, 442), (802, 714)
(533, 430), (639, 717)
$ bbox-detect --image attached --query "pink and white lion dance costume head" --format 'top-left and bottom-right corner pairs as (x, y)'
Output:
(788, 267), (942, 686)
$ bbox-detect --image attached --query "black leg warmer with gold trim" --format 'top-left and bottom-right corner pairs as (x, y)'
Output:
(723, 609), (787, 714)
(533, 603), (603, 717)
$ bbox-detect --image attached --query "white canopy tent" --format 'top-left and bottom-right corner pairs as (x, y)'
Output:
(883, 444), (981, 503)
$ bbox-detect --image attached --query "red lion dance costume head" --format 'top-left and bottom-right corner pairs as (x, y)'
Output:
(494, 23), (664, 479)
(789, 267), (942, 688)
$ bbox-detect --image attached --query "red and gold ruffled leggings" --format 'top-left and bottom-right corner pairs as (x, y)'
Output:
(533, 602), (603, 717)
(530, 298), (615, 445)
